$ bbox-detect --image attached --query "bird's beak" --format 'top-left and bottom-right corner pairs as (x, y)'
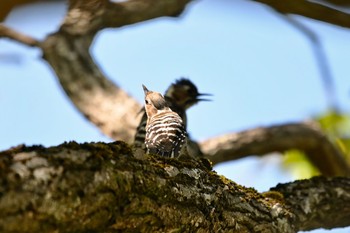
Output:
(196, 93), (212, 102)
(142, 84), (150, 95)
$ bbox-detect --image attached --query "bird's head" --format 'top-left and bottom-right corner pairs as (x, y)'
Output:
(143, 84), (169, 118)
(164, 78), (211, 110)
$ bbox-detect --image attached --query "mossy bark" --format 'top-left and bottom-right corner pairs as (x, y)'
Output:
(0, 142), (294, 232)
(1, 142), (349, 232)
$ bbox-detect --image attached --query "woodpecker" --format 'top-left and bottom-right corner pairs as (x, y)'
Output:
(134, 78), (210, 150)
(142, 85), (187, 157)
(164, 78), (211, 118)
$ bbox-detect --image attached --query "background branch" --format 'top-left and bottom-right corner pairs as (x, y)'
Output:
(0, 24), (39, 47)
(201, 122), (350, 176)
(0, 0), (195, 143)
(41, 0), (194, 142)
(253, 0), (350, 28)
(2, 0), (350, 29)
(41, 34), (141, 142)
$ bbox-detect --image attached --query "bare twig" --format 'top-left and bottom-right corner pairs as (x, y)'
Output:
(201, 122), (350, 176)
(0, 24), (39, 47)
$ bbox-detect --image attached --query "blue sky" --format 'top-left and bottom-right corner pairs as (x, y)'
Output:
(1, 1), (350, 231)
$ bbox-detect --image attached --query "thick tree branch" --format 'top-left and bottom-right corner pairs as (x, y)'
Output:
(201, 122), (350, 177)
(41, 34), (141, 142)
(1, 0), (194, 143)
(104, 0), (193, 28)
(60, 0), (193, 36)
(0, 142), (349, 232)
(39, 0), (194, 143)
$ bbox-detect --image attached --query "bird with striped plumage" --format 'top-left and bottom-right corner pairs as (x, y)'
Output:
(142, 84), (187, 158)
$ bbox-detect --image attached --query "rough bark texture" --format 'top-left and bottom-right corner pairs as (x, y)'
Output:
(272, 177), (350, 231)
(0, 142), (349, 232)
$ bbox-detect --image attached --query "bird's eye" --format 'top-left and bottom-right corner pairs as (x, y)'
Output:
(145, 100), (149, 104)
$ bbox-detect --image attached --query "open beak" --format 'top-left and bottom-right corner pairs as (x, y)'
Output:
(196, 93), (212, 102)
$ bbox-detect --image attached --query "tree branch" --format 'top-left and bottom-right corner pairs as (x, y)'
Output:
(252, 0), (350, 28)
(39, 0), (194, 143)
(201, 122), (350, 177)
(0, 24), (39, 47)
(41, 34), (142, 142)
(1, 0), (194, 143)
(104, 0), (193, 28)
(0, 142), (349, 232)
(271, 176), (350, 231)
(60, 0), (193, 36)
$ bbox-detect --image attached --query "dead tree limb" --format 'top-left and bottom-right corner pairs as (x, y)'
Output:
(201, 122), (350, 177)
(0, 142), (349, 232)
